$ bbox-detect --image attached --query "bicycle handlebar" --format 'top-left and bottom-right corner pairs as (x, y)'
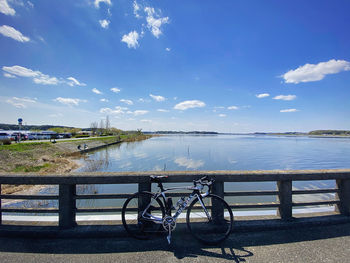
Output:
(193, 176), (214, 187)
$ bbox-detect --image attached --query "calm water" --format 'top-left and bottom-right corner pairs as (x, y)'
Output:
(78, 134), (350, 172)
(5, 135), (350, 211)
(72, 135), (350, 209)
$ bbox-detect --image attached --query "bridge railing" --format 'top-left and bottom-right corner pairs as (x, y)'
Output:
(0, 169), (350, 228)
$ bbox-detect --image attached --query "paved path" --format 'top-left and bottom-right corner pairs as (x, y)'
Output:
(0, 222), (349, 262)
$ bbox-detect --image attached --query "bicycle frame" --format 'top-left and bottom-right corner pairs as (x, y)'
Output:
(122, 176), (233, 245)
(140, 183), (211, 224)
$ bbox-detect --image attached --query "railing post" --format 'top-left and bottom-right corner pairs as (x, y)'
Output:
(138, 181), (152, 211)
(138, 182), (151, 193)
(0, 184), (2, 225)
(336, 179), (350, 216)
(212, 181), (224, 220)
(277, 180), (293, 220)
(59, 184), (76, 229)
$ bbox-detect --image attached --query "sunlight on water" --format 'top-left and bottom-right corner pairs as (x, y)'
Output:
(70, 135), (350, 208)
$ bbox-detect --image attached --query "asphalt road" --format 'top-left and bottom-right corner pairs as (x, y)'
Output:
(0, 222), (349, 263)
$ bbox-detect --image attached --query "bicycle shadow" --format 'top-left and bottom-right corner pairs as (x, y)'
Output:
(0, 222), (350, 261)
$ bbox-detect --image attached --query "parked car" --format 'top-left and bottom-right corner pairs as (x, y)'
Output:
(27, 133), (37, 140)
(0, 132), (11, 140)
(0, 132), (12, 145)
(11, 133), (28, 141)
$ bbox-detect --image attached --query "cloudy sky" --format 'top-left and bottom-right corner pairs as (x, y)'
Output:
(1, 0), (350, 132)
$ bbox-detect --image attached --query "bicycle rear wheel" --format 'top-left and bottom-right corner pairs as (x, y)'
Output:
(122, 191), (165, 239)
(186, 194), (233, 244)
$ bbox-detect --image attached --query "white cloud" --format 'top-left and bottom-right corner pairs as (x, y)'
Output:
(99, 19), (110, 29)
(2, 65), (85, 86)
(273, 95), (296, 101)
(121, 31), (139, 49)
(0, 0), (15, 16)
(256, 93), (270, 98)
(94, 0), (111, 8)
(2, 65), (38, 77)
(6, 97), (37, 108)
(174, 100), (206, 110)
(282, 59), (350, 84)
(150, 94), (165, 102)
(140, 119), (152, 123)
(174, 157), (204, 169)
(110, 87), (121, 93)
(0, 25), (30, 42)
(133, 110), (148, 116)
(92, 88), (102, 94)
(120, 99), (133, 105)
(133, 0), (141, 18)
(100, 106), (127, 115)
(228, 106), (238, 110)
(100, 98), (108, 102)
(219, 114), (226, 117)
(33, 75), (59, 85)
(280, 109), (299, 113)
(144, 7), (169, 38)
(157, 109), (169, 112)
(165, 47), (171, 51)
(54, 97), (87, 106)
(66, 77), (86, 87)
(27, 1), (34, 8)
(3, 72), (16, 78)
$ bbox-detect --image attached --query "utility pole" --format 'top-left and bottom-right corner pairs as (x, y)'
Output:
(18, 118), (23, 143)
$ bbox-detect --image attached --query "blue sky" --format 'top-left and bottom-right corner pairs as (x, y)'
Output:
(0, 0), (350, 132)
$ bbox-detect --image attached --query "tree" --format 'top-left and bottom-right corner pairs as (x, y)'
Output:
(90, 121), (98, 136)
(49, 127), (64, 133)
(105, 116), (110, 134)
(99, 119), (105, 135)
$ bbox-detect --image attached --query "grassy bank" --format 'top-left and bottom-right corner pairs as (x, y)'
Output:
(0, 134), (152, 194)
(0, 134), (152, 174)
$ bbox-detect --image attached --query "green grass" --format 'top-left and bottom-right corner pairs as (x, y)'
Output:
(0, 142), (50, 152)
(12, 163), (51, 172)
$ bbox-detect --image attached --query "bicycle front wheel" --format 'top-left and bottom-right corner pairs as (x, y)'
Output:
(122, 191), (165, 240)
(186, 194), (233, 244)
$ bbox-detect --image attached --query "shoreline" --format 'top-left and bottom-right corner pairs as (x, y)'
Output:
(0, 135), (152, 195)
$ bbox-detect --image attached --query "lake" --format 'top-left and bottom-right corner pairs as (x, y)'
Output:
(5, 134), (350, 213)
(72, 134), (350, 210)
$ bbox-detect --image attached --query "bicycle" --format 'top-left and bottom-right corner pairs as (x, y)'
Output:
(121, 175), (234, 244)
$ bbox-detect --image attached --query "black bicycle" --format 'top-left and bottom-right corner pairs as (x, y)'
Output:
(121, 175), (233, 244)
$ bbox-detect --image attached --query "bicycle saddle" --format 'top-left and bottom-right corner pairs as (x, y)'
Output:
(150, 175), (168, 182)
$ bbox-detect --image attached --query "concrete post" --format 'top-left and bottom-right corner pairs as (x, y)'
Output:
(0, 184), (2, 225)
(59, 184), (76, 229)
(138, 182), (152, 212)
(336, 179), (350, 216)
(277, 180), (293, 220)
(212, 181), (225, 221)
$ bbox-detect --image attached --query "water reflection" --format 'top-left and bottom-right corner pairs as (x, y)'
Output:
(80, 147), (111, 172)
(174, 157), (204, 169)
(71, 135), (350, 209)
(76, 135), (350, 172)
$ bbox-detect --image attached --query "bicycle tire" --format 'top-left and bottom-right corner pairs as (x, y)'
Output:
(122, 191), (165, 239)
(186, 194), (233, 244)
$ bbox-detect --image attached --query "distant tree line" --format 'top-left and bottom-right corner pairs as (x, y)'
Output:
(308, 130), (350, 136)
(145, 131), (219, 134)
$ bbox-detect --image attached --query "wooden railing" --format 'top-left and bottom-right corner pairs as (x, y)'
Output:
(0, 169), (350, 229)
